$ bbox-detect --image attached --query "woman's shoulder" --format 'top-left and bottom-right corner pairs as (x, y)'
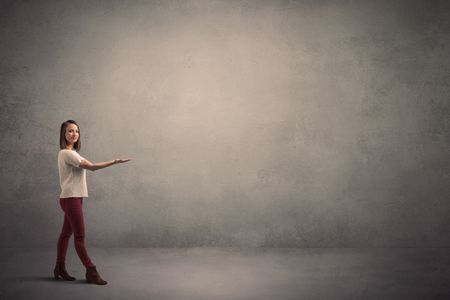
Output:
(59, 149), (84, 163)
(59, 149), (80, 156)
(59, 149), (71, 154)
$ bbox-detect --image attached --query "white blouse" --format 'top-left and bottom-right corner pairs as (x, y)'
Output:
(58, 149), (88, 198)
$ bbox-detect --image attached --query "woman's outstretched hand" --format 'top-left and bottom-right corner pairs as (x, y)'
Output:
(114, 158), (132, 164)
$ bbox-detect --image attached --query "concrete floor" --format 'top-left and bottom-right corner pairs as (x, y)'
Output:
(0, 247), (449, 300)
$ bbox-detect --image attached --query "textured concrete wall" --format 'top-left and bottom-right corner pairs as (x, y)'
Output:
(1, 0), (449, 247)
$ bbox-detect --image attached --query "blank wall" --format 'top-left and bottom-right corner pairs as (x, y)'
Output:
(0, 0), (449, 247)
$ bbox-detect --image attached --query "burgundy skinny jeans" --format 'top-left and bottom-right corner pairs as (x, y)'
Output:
(56, 197), (95, 268)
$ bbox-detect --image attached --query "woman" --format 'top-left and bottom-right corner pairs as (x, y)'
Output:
(54, 120), (131, 285)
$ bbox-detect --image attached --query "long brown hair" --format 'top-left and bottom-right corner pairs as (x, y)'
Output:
(59, 120), (81, 151)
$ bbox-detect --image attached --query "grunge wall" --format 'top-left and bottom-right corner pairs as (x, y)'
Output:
(1, 0), (449, 247)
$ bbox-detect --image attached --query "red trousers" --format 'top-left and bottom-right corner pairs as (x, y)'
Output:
(56, 197), (95, 268)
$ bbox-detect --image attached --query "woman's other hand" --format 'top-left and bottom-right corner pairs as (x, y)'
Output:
(114, 158), (132, 164)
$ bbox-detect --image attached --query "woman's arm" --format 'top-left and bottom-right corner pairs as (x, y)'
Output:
(79, 158), (131, 172)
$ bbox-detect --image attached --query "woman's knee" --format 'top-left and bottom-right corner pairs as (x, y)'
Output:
(59, 232), (73, 239)
(73, 233), (85, 241)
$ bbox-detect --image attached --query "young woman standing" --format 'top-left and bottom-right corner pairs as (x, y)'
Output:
(54, 120), (131, 285)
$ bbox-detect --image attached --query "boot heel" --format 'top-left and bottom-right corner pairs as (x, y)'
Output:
(53, 262), (76, 281)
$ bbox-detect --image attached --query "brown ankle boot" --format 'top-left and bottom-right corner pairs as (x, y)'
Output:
(54, 262), (76, 281)
(86, 266), (107, 285)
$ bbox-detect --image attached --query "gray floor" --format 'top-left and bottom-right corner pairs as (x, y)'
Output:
(1, 247), (449, 300)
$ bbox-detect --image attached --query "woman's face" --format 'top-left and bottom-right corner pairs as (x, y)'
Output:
(65, 123), (79, 146)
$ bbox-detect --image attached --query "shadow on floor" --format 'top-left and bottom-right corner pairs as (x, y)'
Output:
(12, 276), (87, 284)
